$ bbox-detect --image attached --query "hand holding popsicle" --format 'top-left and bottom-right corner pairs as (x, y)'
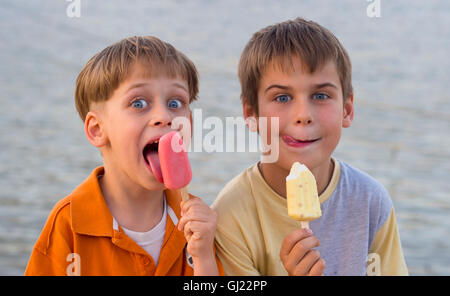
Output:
(280, 162), (325, 275)
(178, 196), (218, 260)
(279, 228), (325, 276)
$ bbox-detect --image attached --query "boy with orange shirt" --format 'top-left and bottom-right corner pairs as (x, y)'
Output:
(212, 18), (408, 276)
(25, 36), (223, 276)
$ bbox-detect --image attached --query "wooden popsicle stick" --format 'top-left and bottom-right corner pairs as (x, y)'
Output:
(300, 221), (310, 229)
(180, 186), (190, 202)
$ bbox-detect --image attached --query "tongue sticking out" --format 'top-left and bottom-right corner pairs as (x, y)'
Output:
(145, 149), (164, 183)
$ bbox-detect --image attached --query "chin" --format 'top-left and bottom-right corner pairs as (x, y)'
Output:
(139, 172), (166, 191)
(147, 179), (167, 191)
(143, 184), (166, 192)
(278, 152), (316, 171)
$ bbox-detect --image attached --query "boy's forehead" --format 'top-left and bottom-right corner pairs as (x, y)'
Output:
(261, 57), (341, 86)
(265, 55), (335, 75)
(119, 62), (188, 89)
(126, 61), (182, 81)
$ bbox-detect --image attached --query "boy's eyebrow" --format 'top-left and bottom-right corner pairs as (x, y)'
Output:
(125, 82), (147, 93)
(124, 82), (189, 94)
(264, 82), (338, 93)
(172, 82), (188, 92)
(313, 82), (338, 89)
(264, 84), (291, 93)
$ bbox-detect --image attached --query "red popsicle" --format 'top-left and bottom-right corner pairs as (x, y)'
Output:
(158, 131), (192, 201)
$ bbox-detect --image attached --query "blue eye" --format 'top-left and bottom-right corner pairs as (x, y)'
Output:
(131, 98), (147, 109)
(275, 94), (292, 103)
(168, 99), (182, 109)
(313, 93), (330, 100)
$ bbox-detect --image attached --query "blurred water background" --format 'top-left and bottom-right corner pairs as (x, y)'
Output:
(0, 0), (449, 275)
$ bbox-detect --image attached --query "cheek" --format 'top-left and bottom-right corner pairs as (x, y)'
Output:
(318, 103), (343, 127)
(320, 113), (341, 128)
(317, 111), (343, 146)
(257, 101), (284, 126)
(256, 113), (285, 146)
(107, 116), (141, 148)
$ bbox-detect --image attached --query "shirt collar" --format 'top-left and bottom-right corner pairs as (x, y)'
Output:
(70, 166), (184, 237)
(71, 167), (113, 237)
(252, 157), (341, 205)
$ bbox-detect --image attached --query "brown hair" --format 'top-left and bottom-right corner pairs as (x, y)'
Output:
(75, 36), (198, 121)
(238, 17), (353, 115)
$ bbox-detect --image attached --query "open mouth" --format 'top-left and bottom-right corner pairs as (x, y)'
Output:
(143, 139), (164, 183)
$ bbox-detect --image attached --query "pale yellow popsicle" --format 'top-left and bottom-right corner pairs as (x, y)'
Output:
(286, 162), (322, 229)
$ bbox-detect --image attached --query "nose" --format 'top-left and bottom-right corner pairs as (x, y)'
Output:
(296, 117), (312, 125)
(149, 101), (172, 127)
(294, 97), (313, 125)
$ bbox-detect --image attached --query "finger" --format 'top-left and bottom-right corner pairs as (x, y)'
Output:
(180, 203), (216, 225)
(294, 250), (321, 276)
(178, 200), (217, 234)
(183, 221), (194, 241)
(178, 213), (195, 231)
(178, 206), (205, 231)
(184, 221), (207, 243)
(180, 196), (203, 215)
(280, 228), (314, 262)
(309, 258), (326, 276)
(178, 215), (196, 232)
(281, 236), (320, 275)
(282, 238), (317, 273)
(289, 236), (319, 264)
(178, 208), (214, 230)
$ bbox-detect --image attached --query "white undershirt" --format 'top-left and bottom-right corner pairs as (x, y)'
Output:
(119, 196), (167, 266)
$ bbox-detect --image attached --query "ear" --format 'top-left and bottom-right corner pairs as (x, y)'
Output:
(243, 101), (258, 132)
(84, 111), (108, 148)
(342, 93), (354, 128)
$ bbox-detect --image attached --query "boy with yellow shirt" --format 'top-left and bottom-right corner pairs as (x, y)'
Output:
(212, 18), (408, 276)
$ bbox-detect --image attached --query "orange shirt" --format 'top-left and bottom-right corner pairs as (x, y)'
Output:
(25, 166), (223, 276)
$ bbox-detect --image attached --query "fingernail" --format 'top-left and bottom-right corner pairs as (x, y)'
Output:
(306, 228), (313, 235)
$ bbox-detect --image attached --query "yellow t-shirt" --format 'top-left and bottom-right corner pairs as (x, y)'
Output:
(212, 158), (408, 275)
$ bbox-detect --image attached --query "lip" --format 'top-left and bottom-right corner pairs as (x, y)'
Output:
(143, 134), (164, 149)
(282, 135), (320, 148)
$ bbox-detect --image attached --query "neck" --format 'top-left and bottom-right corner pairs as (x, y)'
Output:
(99, 162), (165, 232)
(259, 158), (334, 198)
